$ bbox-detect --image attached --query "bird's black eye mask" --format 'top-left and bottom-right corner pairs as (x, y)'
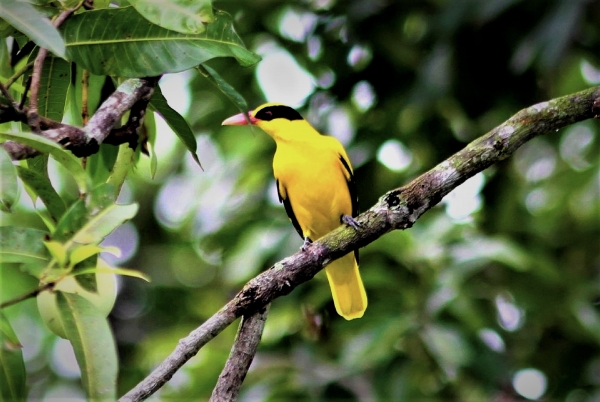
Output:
(254, 105), (303, 121)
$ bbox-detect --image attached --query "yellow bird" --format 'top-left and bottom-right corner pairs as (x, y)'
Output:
(222, 103), (367, 320)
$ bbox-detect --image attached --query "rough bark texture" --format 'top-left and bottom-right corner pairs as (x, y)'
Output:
(2, 77), (157, 160)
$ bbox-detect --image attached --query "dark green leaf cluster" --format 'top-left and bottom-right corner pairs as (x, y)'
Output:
(0, 0), (258, 400)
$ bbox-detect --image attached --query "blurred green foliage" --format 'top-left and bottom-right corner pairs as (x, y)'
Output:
(1, 0), (599, 400)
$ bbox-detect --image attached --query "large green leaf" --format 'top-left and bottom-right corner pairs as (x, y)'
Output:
(0, 147), (19, 213)
(0, 0), (66, 58)
(0, 226), (50, 264)
(129, 0), (214, 34)
(61, 7), (261, 77)
(149, 85), (200, 167)
(56, 292), (117, 401)
(38, 57), (72, 122)
(0, 131), (89, 194)
(197, 63), (249, 115)
(16, 166), (67, 223)
(0, 312), (26, 402)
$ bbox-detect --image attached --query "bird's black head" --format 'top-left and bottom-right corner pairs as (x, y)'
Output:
(253, 104), (303, 121)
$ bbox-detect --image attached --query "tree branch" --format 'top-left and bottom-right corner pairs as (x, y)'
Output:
(210, 305), (270, 402)
(2, 77), (158, 159)
(120, 86), (600, 402)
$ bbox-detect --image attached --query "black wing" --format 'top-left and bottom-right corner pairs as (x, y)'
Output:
(339, 155), (359, 217)
(339, 155), (360, 263)
(276, 179), (304, 239)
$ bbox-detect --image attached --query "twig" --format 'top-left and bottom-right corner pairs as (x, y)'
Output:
(210, 305), (270, 402)
(119, 86), (600, 402)
(0, 283), (54, 309)
(0, 82), (18, 109)
(4, 61), (34, 89)
(27, 9), (74, 129)
(28, 47), (47, 119)
(82, 70), (90, 125)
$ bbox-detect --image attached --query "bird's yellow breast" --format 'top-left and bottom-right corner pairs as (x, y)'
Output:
(273, 136), (352, 240)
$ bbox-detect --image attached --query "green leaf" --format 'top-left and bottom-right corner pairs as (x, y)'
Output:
(0, 147), (19, 213)
(0, 131), (89, 194)
(86, 182), (117, 213)
(1, 0), (66, 58)
(0, 31), (12, 80)
(197, 63), (249, 114)
(61, 7), (261, 77)
(52, 199), (87, 242)
(71, 203), (139, 245)
(24, 154), (50, 179)
(56, 292), (118, 400)
(0, 312), (26, 402)
(149, 85), (201, 167)
(16, 166), (67, 222)
(44, 240), (68, 266)
(76, 266), (151, 282)
(129, 0), (214, 34)
(143, 108), (158, 178)
(104, 145), (136, 200)
(86, 144), (119, 186)
(70, 245), (104, 266)
(49, 184), (137, 249)
(0, 227), (50, 264)
(38, 57), (72, 122)
(73, 259), (99, 294)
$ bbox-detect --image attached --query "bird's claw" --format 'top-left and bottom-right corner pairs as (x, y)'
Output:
(341, 214), (360, 231)
(301, 237), (313, 252)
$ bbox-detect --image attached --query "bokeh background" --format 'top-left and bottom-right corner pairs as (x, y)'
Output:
(3, 0), (600, 400)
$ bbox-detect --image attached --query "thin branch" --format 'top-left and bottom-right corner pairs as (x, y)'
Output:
(210, 305), (270, 402)
(28, 9), (74, 127)
(4, 61), (34, 89)
(120, 86), (600, 402)
(0, 282), (54, 309)
(82, 70), (90, 125)
(27, 47), (47, 119)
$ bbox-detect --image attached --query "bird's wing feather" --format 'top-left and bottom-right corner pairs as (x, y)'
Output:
(338, 154), (360, 263)
(338, 154), (359, 217)
(276, 179), (304, 239)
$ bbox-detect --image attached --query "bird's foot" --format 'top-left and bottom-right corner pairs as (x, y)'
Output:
(301, 237), (312, 252)
(341, 214), (360, 231)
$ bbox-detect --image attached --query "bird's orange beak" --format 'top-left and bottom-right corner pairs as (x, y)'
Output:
(221, 111), (257, 126)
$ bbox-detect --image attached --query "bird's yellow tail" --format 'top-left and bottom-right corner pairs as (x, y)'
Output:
(325, 253), (367, 320)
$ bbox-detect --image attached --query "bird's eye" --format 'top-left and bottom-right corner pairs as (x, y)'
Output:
(265, 111), (272, 117)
